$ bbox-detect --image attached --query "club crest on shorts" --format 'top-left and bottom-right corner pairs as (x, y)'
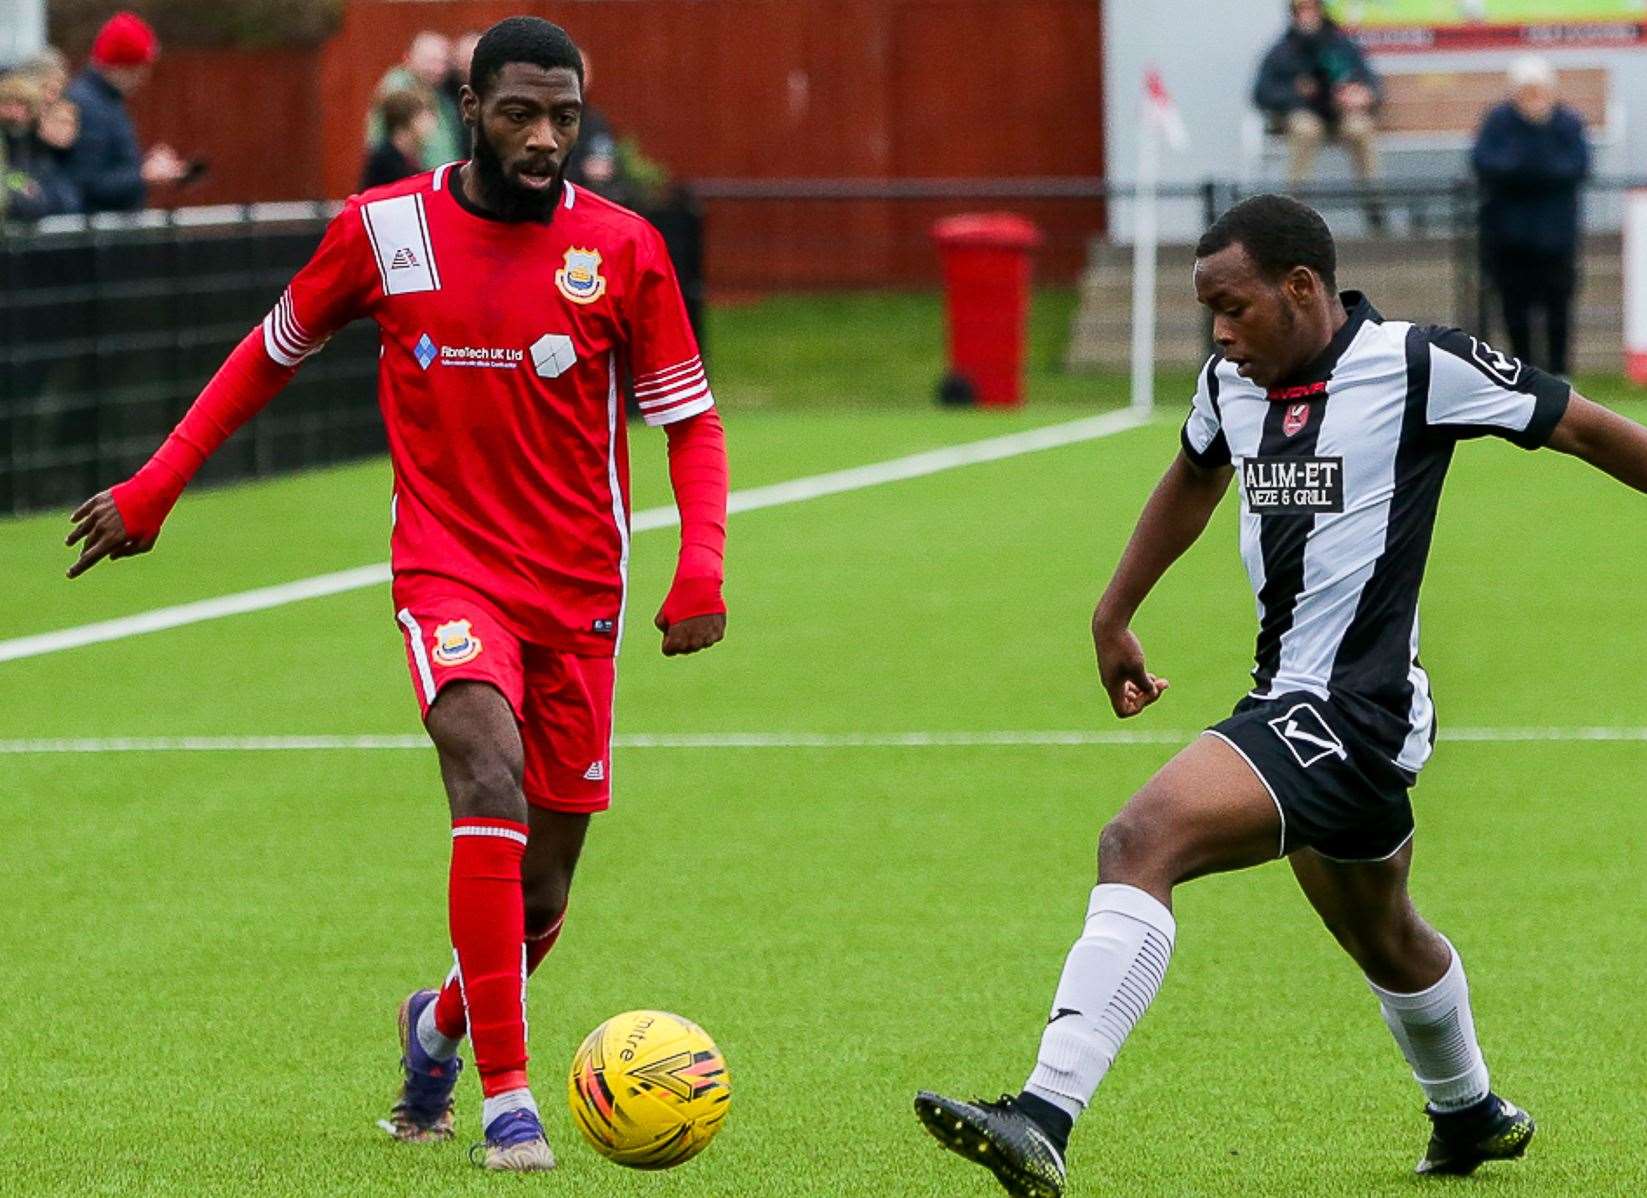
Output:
(555, 247), (607, 305)
(1283, 402), (1310, 437)
(430, 619), (482, 666)
(1266, 702), (1348, 768)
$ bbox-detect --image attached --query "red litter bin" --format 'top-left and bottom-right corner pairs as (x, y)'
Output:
(933, 213), (1042, 407)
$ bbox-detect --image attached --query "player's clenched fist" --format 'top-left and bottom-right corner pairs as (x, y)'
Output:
(1093, 622), (1169, 718)
(656, 611), (726, 657)
(65, 490), (156, 579)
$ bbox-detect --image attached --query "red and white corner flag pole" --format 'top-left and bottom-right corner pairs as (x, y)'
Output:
(1626, 187), (1647, 385)
(1131, 68), (1190, 416)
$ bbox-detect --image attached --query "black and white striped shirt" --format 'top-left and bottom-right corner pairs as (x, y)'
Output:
(1181, 292), (1570, 774)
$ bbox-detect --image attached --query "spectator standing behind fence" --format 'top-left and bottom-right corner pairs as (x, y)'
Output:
(367, 32), (464, 170)
(563, 48), (620, 198)
(0, 73), (81, 220)
(16, 46), (70, 108)
(63, 12), (188, 213)
(37, 96), (82, 164)
(1471, 57), (1589, 379)
(1254, 0), (1383, 194)
(444, 31), (483, 113)
(561, 50), (666, 210)
(360, 89), (435, 190)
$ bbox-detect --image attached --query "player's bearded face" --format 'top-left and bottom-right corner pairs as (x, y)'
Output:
(463, 64), (583, 222)
(471, 118), (565, 221)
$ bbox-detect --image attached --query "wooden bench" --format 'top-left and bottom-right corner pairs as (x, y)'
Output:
(1240, 65), (1624, 182)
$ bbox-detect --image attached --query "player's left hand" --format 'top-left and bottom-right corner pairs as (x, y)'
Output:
(656, 612), (725, 657)
(65, 489), (156, 579)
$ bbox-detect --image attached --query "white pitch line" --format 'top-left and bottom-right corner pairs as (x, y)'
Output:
(0, 564), (393, 666)
(2, 727), (1645, 755)
(0, 410), (1149, 666)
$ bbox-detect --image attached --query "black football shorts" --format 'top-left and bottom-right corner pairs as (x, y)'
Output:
(1205, 691), (1416, 862)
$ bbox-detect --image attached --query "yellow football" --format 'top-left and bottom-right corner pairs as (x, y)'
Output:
(566, 1009), (731, 1169)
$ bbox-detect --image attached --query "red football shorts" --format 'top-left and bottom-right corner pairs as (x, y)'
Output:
(393, 575), (614, 814)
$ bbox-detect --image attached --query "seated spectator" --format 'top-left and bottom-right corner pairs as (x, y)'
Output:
(361, 88), (436, 190)
(64, 11), (189, 213)
(0, 73), (80, 220)
(1253, 0), (1382, 190)
(1472, 56), (1590, 377)
(367, 32), (464, 170)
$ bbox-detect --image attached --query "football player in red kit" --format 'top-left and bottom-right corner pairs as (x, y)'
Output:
(64, 17), (728, 1171)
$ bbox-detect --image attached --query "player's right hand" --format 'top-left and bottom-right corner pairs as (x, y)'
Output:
(65, 490), (156, 579)
(1094, 625), (1169, 719)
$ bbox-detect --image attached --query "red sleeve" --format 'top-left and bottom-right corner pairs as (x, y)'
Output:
(657, 407), (728, 625)
(626, 223), (714, 428)
(109, 203), (379, 539)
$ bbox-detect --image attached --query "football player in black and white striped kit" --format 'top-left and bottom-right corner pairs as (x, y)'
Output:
(916, 194), (1647, 1198)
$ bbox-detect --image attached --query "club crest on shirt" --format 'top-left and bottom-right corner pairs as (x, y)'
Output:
(555, 247), (607, 305)
(430, 619), (482, 667)
(1283, 402), (1310, 437)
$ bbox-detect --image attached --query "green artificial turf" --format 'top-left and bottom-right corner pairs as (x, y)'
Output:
(706, 289), (1117, 412)
(2, 357), (1645, 1194)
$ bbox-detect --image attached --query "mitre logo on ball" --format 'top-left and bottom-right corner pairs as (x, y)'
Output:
(556, 247), (607, 304)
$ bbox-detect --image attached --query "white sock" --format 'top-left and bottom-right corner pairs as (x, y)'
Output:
(481, 1086), (539, 1131)
(1367, 937), (1491, 1112)
(1024, 883), (1177, 1119)
(416, 990), (463, 1063)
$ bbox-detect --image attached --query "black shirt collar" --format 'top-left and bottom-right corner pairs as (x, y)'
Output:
(1268, 290), (1379, 395)
(449, 162), (560, 225)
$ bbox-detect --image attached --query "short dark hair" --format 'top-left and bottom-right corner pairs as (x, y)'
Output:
(1196, 194), (1337, 290)
(468, 16), (584, 97)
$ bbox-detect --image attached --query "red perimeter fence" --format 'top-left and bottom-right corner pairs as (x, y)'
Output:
(124, 0), (1103, 288)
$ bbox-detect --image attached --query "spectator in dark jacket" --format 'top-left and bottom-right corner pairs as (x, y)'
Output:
(1253, 0), (1383, 189)
(360, 89), (436, 190)
(1471, 56), (1589, 377)
(62, 11), (188, 213)
(367, 32), (465, 170)
(0, 73), (81, 220)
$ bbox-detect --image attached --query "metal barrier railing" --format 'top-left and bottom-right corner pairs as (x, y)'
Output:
(1, 204), (381, 517)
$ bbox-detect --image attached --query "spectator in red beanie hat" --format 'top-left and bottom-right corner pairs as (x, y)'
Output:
(91, 11), (160, 67)
(64, 11), (188, 212)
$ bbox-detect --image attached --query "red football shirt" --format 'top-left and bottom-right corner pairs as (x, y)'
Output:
(262, 168), (713, 656)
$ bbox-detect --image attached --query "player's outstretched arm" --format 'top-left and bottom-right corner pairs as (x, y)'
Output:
(64, 331), (301, 579)
(64, 200), (376, 580)
(1093, 450), (1233, 718)
(1545, 392), (1647, 493)
(654, 407), (728, 657)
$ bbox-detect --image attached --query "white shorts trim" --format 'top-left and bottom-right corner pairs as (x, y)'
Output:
(1203, 729), (1287, 859)
(396, 608), (436, 704)
(1312, 827), (1416, 865)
